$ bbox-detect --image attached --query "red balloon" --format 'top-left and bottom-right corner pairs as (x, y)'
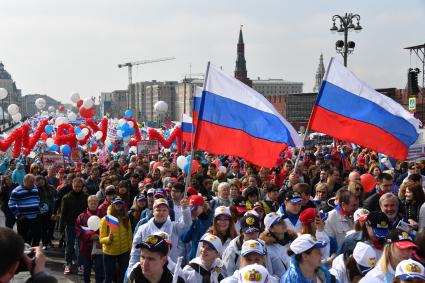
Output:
(76, 99), (83, 108)
(129, 138), (137, 147)
(41, 132), (48, 141)
(360, 173), (377, 193)
(80, 107), (94, 119)
(59, 105), (65, 112)
(91, 143), (98, 152)
(192, 160), (200, 174)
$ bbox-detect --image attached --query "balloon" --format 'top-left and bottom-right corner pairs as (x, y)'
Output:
(154, 101), (168, 114)
(48, 106), (55, 113)
(153, 162), (163, 170)
(360, 173), (377, 193)
(41, 132), (48, 141)
(0, 88), (8, 100)
(35, 98), (46, 110)
(95, 131), (103, 140)
(176, 156), (187, 169)
(74, 127), (82, 135)
(118, 119), (126, 127)
(79, 107), (94, 118)
(76, 133), (85, 140)
(7, 104), (19, 115)
(107, 143), (114, 151)
(68, 112), (77, 121)
(105, 137), (112, 146)
(82, 128), (89, 136)
(83, 98), (94, 109)
(28, 151), (36, 159)
(87, 216), (100, 231)
(76, 99), (83, 108)
(70, 92), (80, 103)
(60, 144), (71, 156)
(125, 109), (132, 118)
(41, 111), (48, 116)
(184, 160), (199, 174)
(59, 105), (65, 112)
(117, 130), (123, 137)
(12, 113), (22, 122)
(50, 144), (59, 151)
(45, 125), (53, 135)
(219, 165), (227, 174)
(46, 138), (54, 147)
(91, 143), (98, 152)
(128, 121), (134, 128)
(55, 117), (68, 127)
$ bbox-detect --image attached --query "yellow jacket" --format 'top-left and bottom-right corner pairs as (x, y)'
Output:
(99, 208), (133, 256)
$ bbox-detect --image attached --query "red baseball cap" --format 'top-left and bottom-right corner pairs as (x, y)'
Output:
(300, 208), (316, 225)
(188, 195), (204, 207)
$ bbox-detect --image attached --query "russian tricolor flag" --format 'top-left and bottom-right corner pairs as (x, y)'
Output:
(81, 226), (95, 236)
(182, 114), (194, 144)
(193, 63), (302, 168)
(105, 215), (119, 229)
(192, 86), (203, 126)
(310, 58), (420, 160)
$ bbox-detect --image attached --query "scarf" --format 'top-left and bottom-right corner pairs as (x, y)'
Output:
(335, 205), (352, 218)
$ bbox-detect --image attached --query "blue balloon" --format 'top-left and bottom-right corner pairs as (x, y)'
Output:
(184, 163), (190, 174)
(122, 123), (130, 130)
(45, 125), (53, 135)
(125, 109), (132, 118)
(50, 144), (59, 151)
(75, 127), (81, 135)
(128, 128), (135, 135)
(108, 143), (114, 151)
(61, 144), (71, 156)
(186, 154), (192, 163)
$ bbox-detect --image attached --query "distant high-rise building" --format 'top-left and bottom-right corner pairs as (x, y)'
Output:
(313, 54), (325, 92)
(100, 90), (128, 118)
(234, 27), (252, 87)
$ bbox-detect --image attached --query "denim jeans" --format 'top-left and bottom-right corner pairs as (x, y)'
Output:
(65, 224), (79, 265)
(103, 252), (129, 283)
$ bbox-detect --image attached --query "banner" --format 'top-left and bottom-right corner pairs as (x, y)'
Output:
(42, 153), (65, 169)
(137, 140), (159, 155)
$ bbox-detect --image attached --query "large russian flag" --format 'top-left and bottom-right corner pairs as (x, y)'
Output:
(192, 86), (203, 126)
(310, 58), (420, 160)
(182, 114), (194, 143)
(193, 63), (302, 168)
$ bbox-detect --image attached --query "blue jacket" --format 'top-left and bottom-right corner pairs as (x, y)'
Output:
(280, 258), (338, 283)
(12, 169), (25, 186)
(181, 213), (213, 260)
(8, 185), (40, 219)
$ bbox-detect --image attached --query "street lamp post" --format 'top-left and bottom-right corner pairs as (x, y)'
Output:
(330, 13), (363, 67)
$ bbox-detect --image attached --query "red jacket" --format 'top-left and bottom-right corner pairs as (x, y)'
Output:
(75, 209), (101, 259)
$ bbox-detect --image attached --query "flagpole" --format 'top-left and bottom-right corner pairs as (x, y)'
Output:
(293, 58), (334, 174)
(184, 62), (211, 197)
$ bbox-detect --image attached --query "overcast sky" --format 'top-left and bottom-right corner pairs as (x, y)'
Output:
(0, 1), (424, 104)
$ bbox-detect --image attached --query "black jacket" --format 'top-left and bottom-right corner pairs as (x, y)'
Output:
(59, 190), (88, 232)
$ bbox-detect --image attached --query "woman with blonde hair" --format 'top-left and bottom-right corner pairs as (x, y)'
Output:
(207, 206), (238, 251)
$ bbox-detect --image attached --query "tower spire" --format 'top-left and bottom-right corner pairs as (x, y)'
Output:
(234, 26), (252, 87)
(313, 53), (325, 92)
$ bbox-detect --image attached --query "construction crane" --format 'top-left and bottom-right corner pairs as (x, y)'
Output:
(118, 56), (176, 109)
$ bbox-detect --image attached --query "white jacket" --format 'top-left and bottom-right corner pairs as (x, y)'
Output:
(222, 236), (242, 277)
(182, 257), (224, 283)
(266, 242), (290, 278)
(359, 263), (395, 283)
(129, 207), (192, 269)
(329, 254), (349, 283)
(324, 209), (354, 248)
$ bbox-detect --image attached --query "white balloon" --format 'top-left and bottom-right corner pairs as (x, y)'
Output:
(117, 130), (123, 137)
(154, 101), (168, 114)
(67, 112), (77, 121)
(0, 88), (8, 100)
(55, 117), (68, 127)
(128, 121), (134, 128)
(70, 92), (80, 103)
(28, 151), (36, 159)
(76, 133), (85, 140)
(219, 165), (227, 174)
(87, 216), (100, 231)
(82, 128), (89, 136)
(35, 98), (46, 110)
(12, 112), (22, 122)
(118, 119), (126, 127)
(105, 137), (112, 146)
(95, 131), (103, 140)
(41, 111), (48, 116)
(7, 104), (19, 115)
(48, 106), (55, 113)
(46, 138), (54, 147)
(176, 156), (188, 170)
(83, 98), (94, 109)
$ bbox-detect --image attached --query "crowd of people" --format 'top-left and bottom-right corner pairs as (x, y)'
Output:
(1, 144), (425, 283)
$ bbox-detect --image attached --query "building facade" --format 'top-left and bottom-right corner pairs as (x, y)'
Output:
(0, 62), (23, 118)
(253, 79), (303, 96)
(313, 54), (325, 92)
(22, 94), (61, 117)
(144, 81), (178, 123)
(99, 90), (128, 118)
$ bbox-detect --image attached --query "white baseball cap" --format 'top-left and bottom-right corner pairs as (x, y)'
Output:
(395, 259), (425, 281)
(289, 234), (327, 255)
(353, 242), (377, 275)
(264, 212), (286, 231)
(214, 206), (231, 218)
(245, 210), (260, 218)
(353, 208), (370, 222)
(200, 233), (223, 255)
(241, 240), (266, 257)
(238, 263), (270, 283)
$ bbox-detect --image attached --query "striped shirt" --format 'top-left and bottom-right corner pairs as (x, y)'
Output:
(8, 185), (40, 219)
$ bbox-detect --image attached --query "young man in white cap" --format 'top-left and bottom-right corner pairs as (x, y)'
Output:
(182, 233), (225, 283)
(221, 239), (279, 283)
(281, 234), (335, 282)
(394, 259), (425, 283)
(129, 197), (191, 269)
